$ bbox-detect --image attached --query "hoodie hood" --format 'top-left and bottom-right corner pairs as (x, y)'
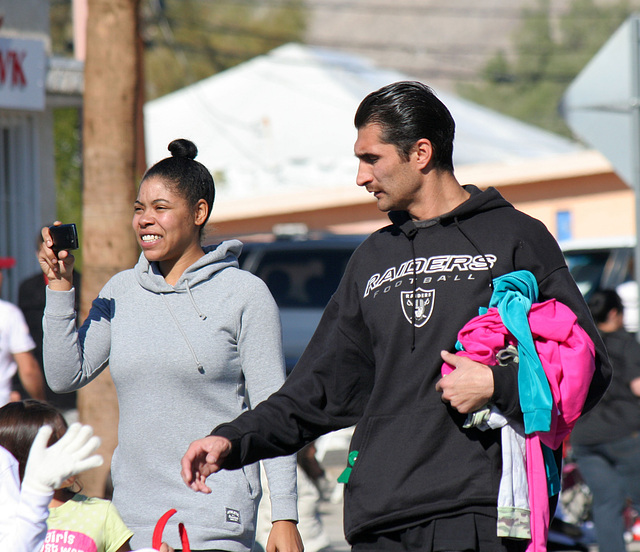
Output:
(134, 239), (243, 293)
(387, 185), (511, 349)
(388, 185), (512, 238)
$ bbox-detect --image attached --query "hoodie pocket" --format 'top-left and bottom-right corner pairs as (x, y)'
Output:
(206, 466), (260, 537)
(343, 407), (501, 534)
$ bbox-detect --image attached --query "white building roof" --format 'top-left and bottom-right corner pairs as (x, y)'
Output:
(144, 43), (581, 201)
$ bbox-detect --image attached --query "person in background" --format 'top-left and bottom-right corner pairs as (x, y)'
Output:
(571, 289), (640, 552)
(0, 414), (103, 552)
(615, 278), (638, 335)
(0, 403), (173, 552)
(255, 452), (332, 552)
(0, 257), (45, 406)
(0, 400), (133, 552)
(15, 233), (81, 412)
(40, 139), (302, 552)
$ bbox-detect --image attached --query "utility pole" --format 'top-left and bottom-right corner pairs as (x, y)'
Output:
(78, 0), (143, 497)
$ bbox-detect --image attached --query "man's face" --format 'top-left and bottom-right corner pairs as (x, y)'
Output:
(354, 123), (423, 214)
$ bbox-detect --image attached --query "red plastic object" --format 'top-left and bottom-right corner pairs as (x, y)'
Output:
(152, 509), (190, 550)
(179, 522), (191, 552)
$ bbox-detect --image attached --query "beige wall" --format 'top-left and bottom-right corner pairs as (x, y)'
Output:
(207, 150), (637, 243)
(512, 188), (634, 240)
(499, 172), (635, 241)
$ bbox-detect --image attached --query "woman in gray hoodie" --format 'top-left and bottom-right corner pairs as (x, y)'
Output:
(38, 139), (301, 552)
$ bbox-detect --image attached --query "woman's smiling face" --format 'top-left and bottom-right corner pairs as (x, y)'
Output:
(132, 176), (204, 269)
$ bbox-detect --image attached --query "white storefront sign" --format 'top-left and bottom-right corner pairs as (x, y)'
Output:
(0, 36), (46, 111)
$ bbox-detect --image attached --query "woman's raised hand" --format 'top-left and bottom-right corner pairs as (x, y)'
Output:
(39, 222), (75, 291)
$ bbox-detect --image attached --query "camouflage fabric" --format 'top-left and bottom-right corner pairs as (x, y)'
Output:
(462, 345), (531, 541)
(497, 507), (531, 539)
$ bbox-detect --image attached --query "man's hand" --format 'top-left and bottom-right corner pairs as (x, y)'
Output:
(266, 520), (304, 552)
(180, 436), (232, 493)
(436, 351), (494, 414)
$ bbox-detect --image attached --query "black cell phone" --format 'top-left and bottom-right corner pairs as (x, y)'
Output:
(49, 223), (79, 252)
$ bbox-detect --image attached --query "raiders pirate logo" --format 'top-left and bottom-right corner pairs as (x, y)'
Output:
(401, 288), (435, 327)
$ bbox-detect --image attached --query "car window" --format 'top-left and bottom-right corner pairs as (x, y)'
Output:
(564, 251), (610, 297)
(254, 249), (354, 308)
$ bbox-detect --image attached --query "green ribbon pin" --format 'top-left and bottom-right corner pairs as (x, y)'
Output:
(337, 450), (359, 484)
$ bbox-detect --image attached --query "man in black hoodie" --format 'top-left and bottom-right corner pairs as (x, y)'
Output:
(571, 289), (640, 552)
(181, 82), (611, 551)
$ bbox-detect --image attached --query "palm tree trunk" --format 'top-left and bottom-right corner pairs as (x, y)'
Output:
(78, 0), (142, 497)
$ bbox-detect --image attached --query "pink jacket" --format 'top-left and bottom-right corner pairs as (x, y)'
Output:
(442, 298), (596, 552)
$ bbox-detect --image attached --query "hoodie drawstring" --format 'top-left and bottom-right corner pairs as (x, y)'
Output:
(186, 281), (207, 320)
(409, 235), (418, 352)
(453, 216), (495, 290)
(161, 293), (205, 374)
(397, 214), (494, 353)
(387, 211), (421, 353)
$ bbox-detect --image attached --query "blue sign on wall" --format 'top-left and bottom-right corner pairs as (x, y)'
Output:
(556, 210), (572, 242)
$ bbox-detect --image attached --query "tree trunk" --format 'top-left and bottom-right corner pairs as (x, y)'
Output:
(79, 0), (142, 497)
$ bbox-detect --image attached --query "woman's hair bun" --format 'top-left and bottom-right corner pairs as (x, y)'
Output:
(168, 138), (198, 160)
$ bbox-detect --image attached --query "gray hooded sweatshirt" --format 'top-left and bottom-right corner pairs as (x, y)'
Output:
(43, 241), (298, 551)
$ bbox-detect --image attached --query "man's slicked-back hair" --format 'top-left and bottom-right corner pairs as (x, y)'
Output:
(354, 81), (455, 172)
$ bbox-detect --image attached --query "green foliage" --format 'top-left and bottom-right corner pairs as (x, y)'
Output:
(143, 0), (307, 99)
(457, 0), (633, 137)
(50, 0), (74, 56)
(53, 107), (83, 269)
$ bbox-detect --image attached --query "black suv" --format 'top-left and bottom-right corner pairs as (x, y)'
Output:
(239, 232), (638, 369)
(238, 232), (366, 372)
(560, 237), (635, 299)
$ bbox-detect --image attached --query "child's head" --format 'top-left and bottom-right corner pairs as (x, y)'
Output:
(0, 399), (68, 482)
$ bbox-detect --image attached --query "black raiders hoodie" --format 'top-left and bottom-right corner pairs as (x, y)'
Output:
(214, 185), (611, 542)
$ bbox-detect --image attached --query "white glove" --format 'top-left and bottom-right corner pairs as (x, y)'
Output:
(22, 423), (103, 495)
